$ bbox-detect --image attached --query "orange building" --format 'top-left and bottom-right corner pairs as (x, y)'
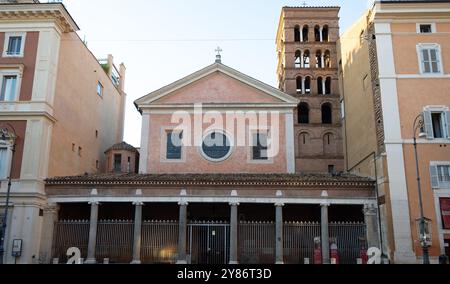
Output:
(0, 0), (125, 264)
(339, 0), (450, 263)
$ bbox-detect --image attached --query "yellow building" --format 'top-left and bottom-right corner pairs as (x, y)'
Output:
(339, 0), (450, 263)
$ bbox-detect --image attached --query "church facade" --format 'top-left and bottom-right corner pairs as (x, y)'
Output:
(43, 59), (380, 265)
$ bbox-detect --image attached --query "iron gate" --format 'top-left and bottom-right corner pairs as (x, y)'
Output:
(187, 222), (230, 264)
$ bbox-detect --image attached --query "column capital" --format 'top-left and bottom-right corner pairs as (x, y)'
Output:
(320, 202), (330, 207)
(133, 201), (144, 206)
(178, 201), (189, 206)
(363, 203), (378, 216)
(44, 203), (59, 213)
(88, 201), (100, 206)
(229, 202), (240, 207)
(275, 202), (285, 207)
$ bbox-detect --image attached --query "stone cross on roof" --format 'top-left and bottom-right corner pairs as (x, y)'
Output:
(215, 46), (223, 63)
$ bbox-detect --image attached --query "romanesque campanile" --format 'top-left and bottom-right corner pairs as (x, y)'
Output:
(276, 6), (344, 173)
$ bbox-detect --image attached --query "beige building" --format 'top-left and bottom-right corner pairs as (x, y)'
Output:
(276, 6), (344, 174)
(0, 0), (126, 264)
(339, 0), (450, 263)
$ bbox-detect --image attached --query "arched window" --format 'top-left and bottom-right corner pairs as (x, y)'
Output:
(298, 103), (309, 124)
(324, 50), (331, 68)
(294, 25), (301, 42)
(316, 50), (323, 68)
(323, 25), (329, 42)
(295, 50), (301, 68)
(325, 77), (332, 95)
(296, 76), (302, 94)
(305, 77), (311, 94)
(317, 77), (323, 95)
(302, 25), (309, 42)
(303, 50), (310, 68)
(322, 103), (332, 124)
(314, 25), (321, 42)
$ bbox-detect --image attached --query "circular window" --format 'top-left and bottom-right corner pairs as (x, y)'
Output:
(201, 131), (233, 162)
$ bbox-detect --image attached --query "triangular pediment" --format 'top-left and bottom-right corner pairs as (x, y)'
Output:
(134, 63), (299, 110)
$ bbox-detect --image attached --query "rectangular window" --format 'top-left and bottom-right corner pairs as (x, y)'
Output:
(438, 165), (450, 184)
(97, 82), (103, 97)
(0, 76), (18, 101)
(0, 147), (8, 179)
(424, 109), (450, 139)
(328, 165), (335, 174)
(419, 46), (441, 74)
(114, 154), (122, 172)
(166, 131), (183, 160)
(6, 36), (23, 56)
(419, 24), (433, 34)
(440, 198), (450, 230)
(252, 132), (268, 161)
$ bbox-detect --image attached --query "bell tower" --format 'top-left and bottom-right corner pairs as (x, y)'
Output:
(276, 6), (344, 173)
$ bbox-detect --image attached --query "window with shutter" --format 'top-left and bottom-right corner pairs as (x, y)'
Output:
(430, 165), (439, 189)
(418, 44), (442, 74)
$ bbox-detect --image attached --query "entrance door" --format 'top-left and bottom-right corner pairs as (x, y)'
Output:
(188, 223), (230, 264)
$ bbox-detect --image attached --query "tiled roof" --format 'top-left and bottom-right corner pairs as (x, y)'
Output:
(283, 6), (340, 9)
(381, 0), (450, 2)
(104, 141), (138, 153)
(46, 173), (374, 187)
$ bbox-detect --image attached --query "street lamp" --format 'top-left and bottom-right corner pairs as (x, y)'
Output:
(413, 114), (431, 265)
(0, 125), (17, 265)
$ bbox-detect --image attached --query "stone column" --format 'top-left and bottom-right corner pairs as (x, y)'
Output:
(176, 201), (188, 264)
(300, 51), (304, 68)
(300, 29), (303, 43)
(322, 80), (326, 95)
(39, 204), (59, 264)
(364, 204), (381, 249)
(321, 55), (325, 69)
(302, 77), (306, 95)
(321, 202), (330, 264)
(131, 202), (144, 264)
(85, 201), (100, 264)
(275, 202), (284, 264)
(320, 27), (324, 42)
(229, 202), (239, 264)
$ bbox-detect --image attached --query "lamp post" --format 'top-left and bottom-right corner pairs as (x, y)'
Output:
(0, 125), (17, 265)
(412, 114), (430, 265)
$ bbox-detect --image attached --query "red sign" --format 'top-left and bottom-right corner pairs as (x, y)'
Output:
(441, 198), (450, 230)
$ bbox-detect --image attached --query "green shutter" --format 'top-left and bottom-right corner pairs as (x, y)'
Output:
(445, 111), (450, 139)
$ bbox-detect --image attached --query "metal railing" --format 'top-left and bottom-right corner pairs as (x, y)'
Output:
(329, 222), (366, 264)
(52, 220), (89, 263)
(141, 220), (178, 264)
(95, 220), (134, 264)
(284, 222), (321, 264)
(239, 221), (275, 264)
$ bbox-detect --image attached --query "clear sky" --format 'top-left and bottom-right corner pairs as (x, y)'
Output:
(62, 0), (370, 147)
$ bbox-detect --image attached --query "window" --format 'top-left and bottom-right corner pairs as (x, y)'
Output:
(314, 26), (321, 42)
(317, 77), (324, 95)
(3, 33), (25, 57)
(72, 143), (75, 152)
(298, 103), (309, 124)
(96, 160), (99, 169)
(302, 25), (309, 42)
(252, 132), (268, 161)
(322, 103), (332, 124)
(325, 77), (332, 95)
(440, 198), (450, 230)
(417, 24), (435, 34)
(324, 50), (331, 68)
(304, 77), (311, 94)
(303, 50), (310, 68)
(95, 130), (98, 138)
(423, 109), (449, 139)
(294, 25), (301, 42)
(418, 44), (442, 74)
(295, 50), (301, 68)
(78, 147), (82, 157)
(296, 77), (302, 94)
(0, 75), (18, 101)
(328, 165), (335, 175)
(166, 131), (183, 160)
(316, 50), (323, 68)
(322, 25), (329, 42)
(201, 131), (232, 162)
(430, 164), (450, 189)
(97, 82), (104, 97)
(114, 154), (122, 172)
